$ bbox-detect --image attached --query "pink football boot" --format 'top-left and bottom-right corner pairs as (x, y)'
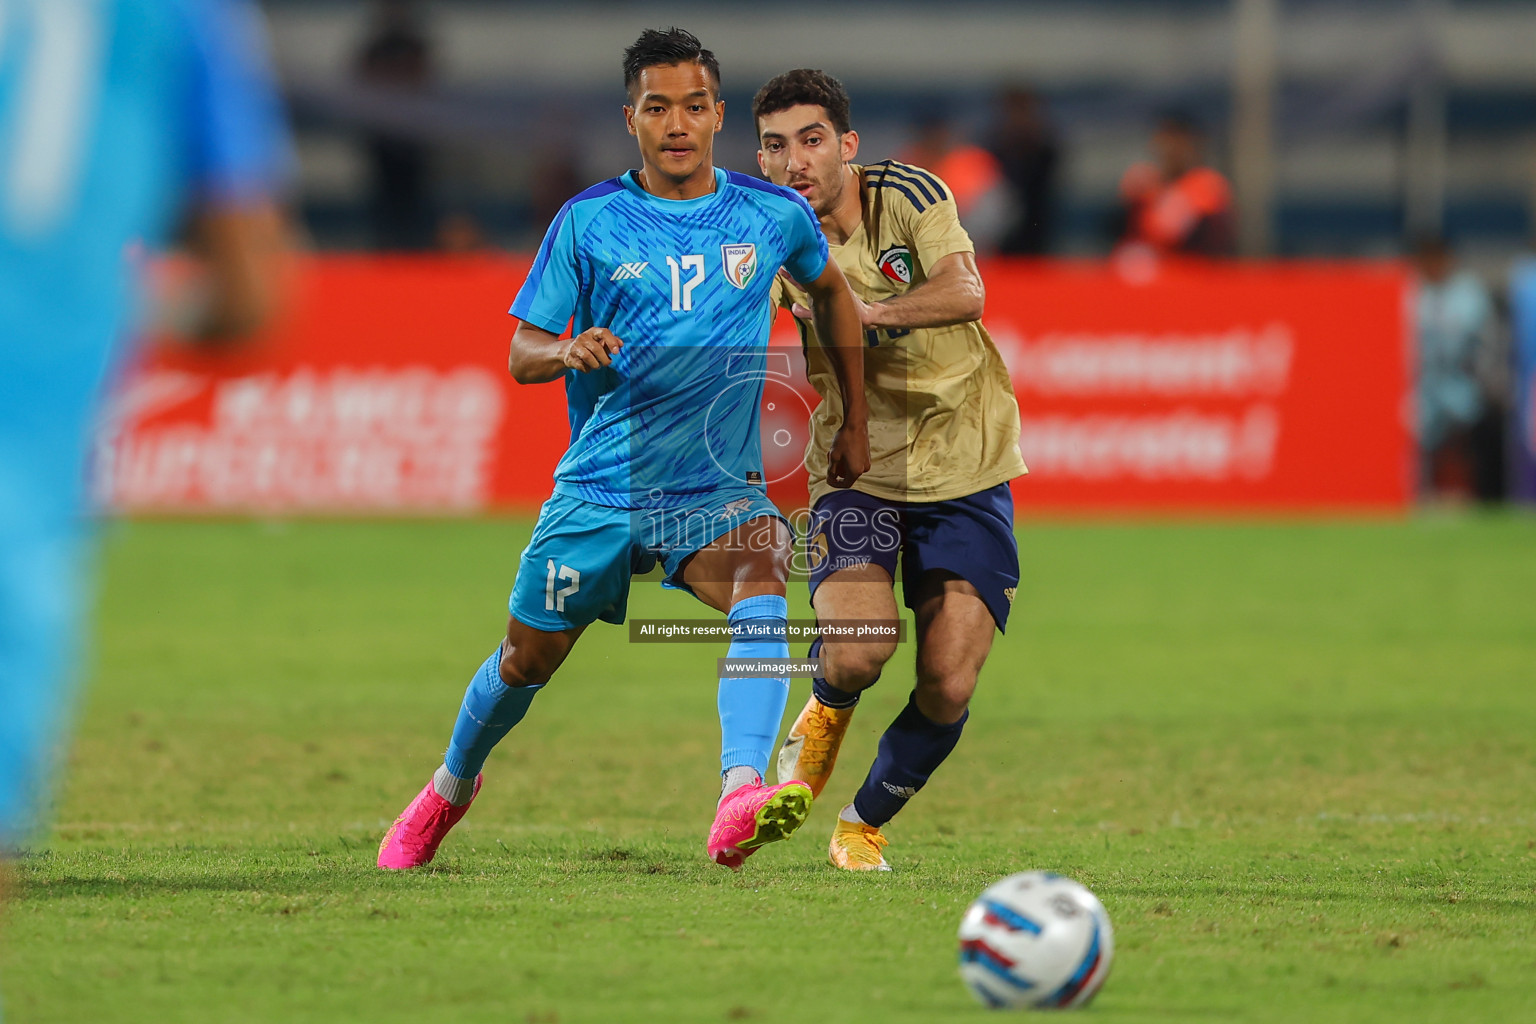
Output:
(377, 773), (482, 870)
(707, 780), (813, 870)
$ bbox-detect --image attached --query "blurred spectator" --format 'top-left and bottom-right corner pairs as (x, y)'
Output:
(1412, 235), (1507, 502)
(528, 150), (586, 231)
(355, 0), (435, 250)
(436, 212), (490, 254)
(1113, 112), (1234, 257)
(900, 105), (1008, 251)
(988, 85), (1060, 255)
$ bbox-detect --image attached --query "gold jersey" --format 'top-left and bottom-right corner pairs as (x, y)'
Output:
(775, 160), (1026, 505)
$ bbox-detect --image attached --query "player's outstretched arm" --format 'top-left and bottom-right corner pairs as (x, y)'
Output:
(508, 323), (624, 384)
(792, 251), (985, 333)
(801, 261), (870, 489)
(860, 251), (985, 330)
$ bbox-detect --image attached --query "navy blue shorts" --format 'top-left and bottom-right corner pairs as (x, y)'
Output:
(804, 483), (1020, 631)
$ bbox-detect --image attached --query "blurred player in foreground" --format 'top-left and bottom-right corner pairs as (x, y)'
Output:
(755, 70), (1026, 870)
(0, 0), (290, 941)
(377, 29), (869, 872)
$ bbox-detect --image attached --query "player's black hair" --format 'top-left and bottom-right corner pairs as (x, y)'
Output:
(623, 27), (720, 98)
(752, 68), (853, 137)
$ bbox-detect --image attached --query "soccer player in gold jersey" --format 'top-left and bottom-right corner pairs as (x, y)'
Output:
(754, 69), (1027, 870)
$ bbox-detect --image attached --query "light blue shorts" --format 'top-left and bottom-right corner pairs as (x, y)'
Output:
(508, 488), (787, 632)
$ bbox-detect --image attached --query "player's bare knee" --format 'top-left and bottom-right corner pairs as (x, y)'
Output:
(823, 640), (894, 691)
(914, 672), (976, 725)
(498, 644), (556, 689)
(751, 536), (793, 584)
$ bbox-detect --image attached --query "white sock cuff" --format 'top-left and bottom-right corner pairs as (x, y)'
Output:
(719, 765), (761, 802)
(433, 763), (477, 806)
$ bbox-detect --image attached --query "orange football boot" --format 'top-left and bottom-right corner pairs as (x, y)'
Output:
(775, 694), (855, 797)
(828, 814), (892, 872)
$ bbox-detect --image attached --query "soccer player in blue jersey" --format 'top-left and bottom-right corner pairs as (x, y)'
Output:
(377, 28), (870, 871)
(0, 0), (290, 942)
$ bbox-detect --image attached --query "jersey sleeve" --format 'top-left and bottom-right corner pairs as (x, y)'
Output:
(180, 0), (292, 203)
(777, 191), (830, 286)
(903, 194), (975, 272)
(510, 205), (581, 334)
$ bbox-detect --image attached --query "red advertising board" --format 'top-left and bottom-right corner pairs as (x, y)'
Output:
(97, 256), (1410, 515)
(986, 261), (1412, 512)
(98, 256), (552, 513)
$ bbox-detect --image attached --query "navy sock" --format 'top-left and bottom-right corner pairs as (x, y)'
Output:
(809, 636), (864, 709)
(852, 691), (967, 827)
(442, 645), (543, 780)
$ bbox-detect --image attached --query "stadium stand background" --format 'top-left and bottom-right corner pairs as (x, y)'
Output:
(262, 0), (1536, 269)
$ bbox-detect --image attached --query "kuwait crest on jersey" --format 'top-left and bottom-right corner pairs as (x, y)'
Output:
(877, 245), (913, 284)
(721, 243), (757, 289)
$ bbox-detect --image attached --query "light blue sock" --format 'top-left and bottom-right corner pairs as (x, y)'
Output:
(442, 646), (543, 780)
(718, 594), (791, 778)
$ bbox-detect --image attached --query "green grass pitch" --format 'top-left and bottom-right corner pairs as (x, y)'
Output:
(5, 515), (1535, 1023)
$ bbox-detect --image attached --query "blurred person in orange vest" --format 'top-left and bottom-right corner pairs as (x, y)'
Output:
(1114, 111), (1234, 257)
(901, 104), (1008, 252)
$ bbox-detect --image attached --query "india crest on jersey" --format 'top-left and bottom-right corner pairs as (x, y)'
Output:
(721, 243), (757, 289)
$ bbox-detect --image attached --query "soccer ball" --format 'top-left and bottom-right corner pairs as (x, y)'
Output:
(957, 871), (1114, 1010)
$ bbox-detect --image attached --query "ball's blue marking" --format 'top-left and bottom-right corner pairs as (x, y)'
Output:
(965, 978), (1011, 1009)
(960, 943), (1037, 991)
(980, 898), (1044, 934)
(1042, 911), (1105, 1007)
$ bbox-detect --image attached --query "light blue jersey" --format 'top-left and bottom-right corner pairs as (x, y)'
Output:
(0, 0), (288, 842)
(511, 168), (829, 510)
(1, 0), (288, 422)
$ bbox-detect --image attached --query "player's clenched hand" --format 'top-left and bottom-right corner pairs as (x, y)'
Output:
(561, 327), (624, 372)
(827, 421), (870, 490)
